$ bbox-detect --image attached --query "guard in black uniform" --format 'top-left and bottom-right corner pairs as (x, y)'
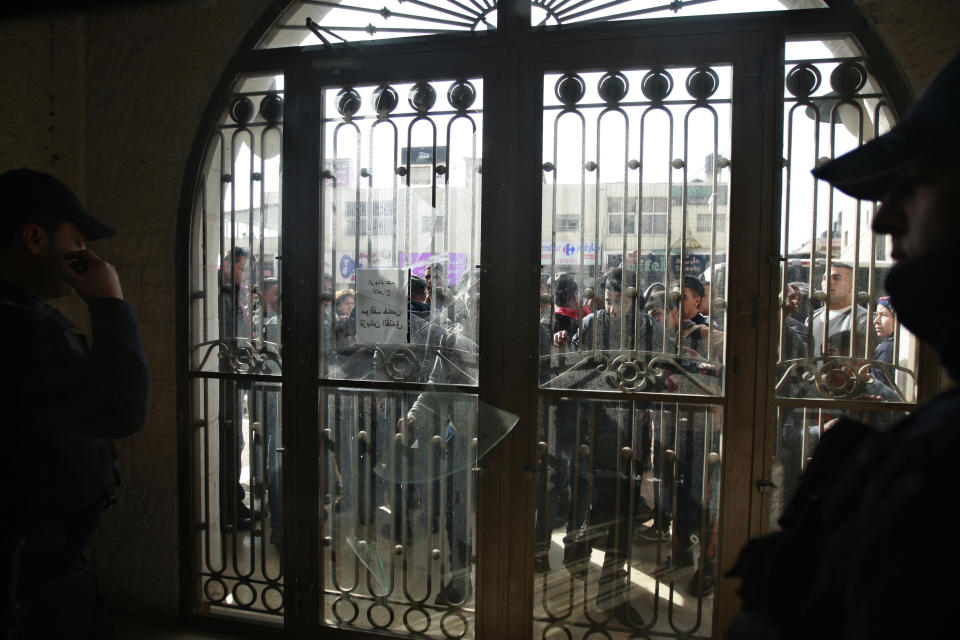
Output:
(0, 168), (149, 639)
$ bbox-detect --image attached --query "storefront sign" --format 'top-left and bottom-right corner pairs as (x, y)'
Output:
(540, 242), (597, 266)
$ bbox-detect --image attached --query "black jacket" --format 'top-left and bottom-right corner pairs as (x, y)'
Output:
(729, 249), (960, 639)
(2, 282), (148, 611)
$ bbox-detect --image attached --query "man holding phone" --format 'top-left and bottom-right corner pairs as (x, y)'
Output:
(0, 168), (149, 638)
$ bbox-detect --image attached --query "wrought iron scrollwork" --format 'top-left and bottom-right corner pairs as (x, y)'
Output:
(776, 357), (913, 402)
(544, 350), (722, 395)
(805, 359), (868, 399)
(597, 352), (663, 392)
(193, 338), (282, 374)
(374, 345), (422, 381)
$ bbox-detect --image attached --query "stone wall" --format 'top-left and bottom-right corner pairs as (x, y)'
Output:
(1, 0), (958, 624)
(854, 0), (960, 92)
(79, 0), (265, 618)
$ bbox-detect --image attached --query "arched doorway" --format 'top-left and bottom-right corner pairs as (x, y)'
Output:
(178, 1), (921, 637)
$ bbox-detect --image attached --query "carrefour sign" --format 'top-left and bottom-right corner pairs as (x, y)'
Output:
(541, 242), (597, 266)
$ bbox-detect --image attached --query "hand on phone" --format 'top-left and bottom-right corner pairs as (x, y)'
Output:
(68, 254), (90, 274)
(59, 249), (124, 301)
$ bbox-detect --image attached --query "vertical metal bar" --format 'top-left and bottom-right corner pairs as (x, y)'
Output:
(367, 114), (377, 269)
(446, 112), (478, 266)
(664, 104), (677, 352)
(822, 104), (841, 357)
(591, 111), (604, 353)
(806, 106), (821, 360)
(781, 102), (806, 362)
(830, 100), (865, 359)
(679, 108), (693, 353)
(549, 111), (561, 332)
(470, 106), (478, 277)
(259, 128), (270, 341)
(705, 105), (720, 361)
(576, 112), (587, 353)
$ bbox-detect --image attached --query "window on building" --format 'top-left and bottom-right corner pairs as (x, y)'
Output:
(640, 213), (667, 235)
(344, 200), (396, 236)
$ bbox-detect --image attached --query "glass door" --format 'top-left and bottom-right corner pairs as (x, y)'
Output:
(535, 62), (733, 638)
(315, 72), (497, 638)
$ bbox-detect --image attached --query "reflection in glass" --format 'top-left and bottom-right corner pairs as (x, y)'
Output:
(533, 398), (722, 637)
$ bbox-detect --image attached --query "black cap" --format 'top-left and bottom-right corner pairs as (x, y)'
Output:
(812, 53), (960, 201)
(410, 274), (427, 295)
(0, 168), (115, 240)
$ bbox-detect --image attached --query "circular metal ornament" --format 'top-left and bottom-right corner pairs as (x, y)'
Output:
(807, 360), (865, 398)
(332, 595), (360, 624)
(605, 355), (653, 392)
(447, 79), (476, 111)
(367, 601), (395, 629)
(785, 63), (821, 98)
(598, 71), (629, 104)
(261, 585), (285, 613)
(231, 580), (257, 608)
(229, 96), (254, 124)
(408, 82), (437, 113)
(541, 622), (574, 640)
(440, 609), (470, 638)
(373, 84), (399, 117)
(829, 61), (867, 97)
(403, 605), (432, 634)
(225, 342), (260, 373)
(259, 92), (283, 123)
(641, 68), (673, 102)
(203, 577), (228, 603)
(336, 88), (362, 119)
(555, 73), (586, 107)
(686, 66), (720, 101)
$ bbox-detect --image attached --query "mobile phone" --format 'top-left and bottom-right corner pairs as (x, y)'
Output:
(65, 251), (89, 274)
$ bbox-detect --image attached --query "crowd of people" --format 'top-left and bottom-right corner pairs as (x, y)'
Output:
(536, 265), (726, 622)
(533, 251), (907, 619)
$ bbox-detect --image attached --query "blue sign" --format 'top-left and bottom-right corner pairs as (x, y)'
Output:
(563, 243), (577, 256)
(340, 254), (356, 278)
